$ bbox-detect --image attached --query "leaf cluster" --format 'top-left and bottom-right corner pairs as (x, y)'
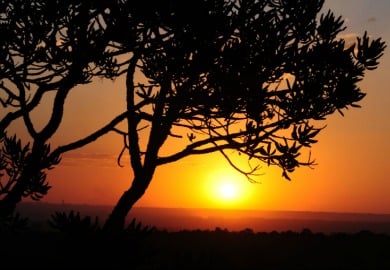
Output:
(0, 135), (60, 201)
(0, 0), (131, 216)
(0, 211), (29, 233)
(47, 210), (155, 241)
(48, 210), (99, 234)
(0, 0), (127, 115)
(124, 217), (156, 238)
(126, 0), (385, 180)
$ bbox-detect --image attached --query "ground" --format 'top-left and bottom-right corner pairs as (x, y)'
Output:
(1, 227), (389, 269)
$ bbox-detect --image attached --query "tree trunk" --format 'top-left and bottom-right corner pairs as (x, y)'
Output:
(102, 176), (150, 233)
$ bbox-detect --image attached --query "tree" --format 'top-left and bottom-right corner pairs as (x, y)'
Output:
(98, 0), (385, 231)
(0, 0), (385, 233)
(0, 0), (129, 217)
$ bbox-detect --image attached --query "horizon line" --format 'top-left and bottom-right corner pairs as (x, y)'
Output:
(19, 201), (390, 216)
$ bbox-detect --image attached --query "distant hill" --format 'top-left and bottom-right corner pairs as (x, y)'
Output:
(15, 202), (390, 234)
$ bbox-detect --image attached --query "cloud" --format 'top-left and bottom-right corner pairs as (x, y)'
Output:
(367, 17), (376, 23)
(338, 33), (359, 48)
(59, 152), (130, 168)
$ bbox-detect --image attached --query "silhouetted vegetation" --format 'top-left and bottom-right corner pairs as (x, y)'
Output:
(1, 216), (389, 269)
(0, 1), (388, 268)
(0, 0), (126, 218)
(0, 0), (386, 234)
(100, 0), (386, 232)
(0, 211), (29, 234)
(2, 204), (390, 269)
(48, 210), (100, 234)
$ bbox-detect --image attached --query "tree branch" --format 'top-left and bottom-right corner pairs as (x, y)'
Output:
(126, 55), (144, 174)
(50, 111), (127, 159)
(217, 147), (261, 183)
(156, 123), (282, 165)
(0, 79), (67, 134)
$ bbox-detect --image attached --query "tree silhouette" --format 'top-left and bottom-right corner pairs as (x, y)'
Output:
(97, 0), (385, 231)
(0, 0), (128, 217)
(0, 0), (385, 233)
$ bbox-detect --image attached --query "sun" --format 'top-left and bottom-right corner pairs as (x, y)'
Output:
(210, 172), (245, 204)
(204, 166), (256, 209)
(219, 182), (237, 200)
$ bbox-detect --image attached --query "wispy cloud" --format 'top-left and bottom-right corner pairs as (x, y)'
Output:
(59, 152), (129, 168)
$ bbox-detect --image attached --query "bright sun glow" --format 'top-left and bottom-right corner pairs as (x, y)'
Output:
(204, 163), (257, 209)
(209, 172), (246, 206)
(219, 182), (237, 199)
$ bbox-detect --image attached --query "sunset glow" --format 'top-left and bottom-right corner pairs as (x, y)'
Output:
(2, 3), (390, 269)
(200, 168), (256, 209)
(219, 182), (237, 200)
(13, 0), (389, 216)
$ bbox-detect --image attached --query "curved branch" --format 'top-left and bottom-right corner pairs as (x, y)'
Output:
(17, 79), (38, 138)
(0, 79), (68, 134)
(217, 146), (261, 183)
(126, 55), (143, 174)
(117, 143), (128, 168)
(50, 111), (127, 159)
(156, 124), (281, 165)
(36, 81), (72, 142)
(156, 131), (246, 165)
(0, 82), (20, 103)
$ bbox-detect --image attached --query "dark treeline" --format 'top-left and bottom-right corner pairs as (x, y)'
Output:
(1, 226), (389, 269)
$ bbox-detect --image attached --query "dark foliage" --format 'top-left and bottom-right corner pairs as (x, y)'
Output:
(0, 0), (386, 232)
(0, 210), (157, 269)
(0, 0), (126, 217)
(103, 0), (386, 231)
(0, 135), (60, 202)
(124, 217), (157, 239)
(47, 210), (155, 236)
(48, 210), (99, 234)
(0, 227), (389, 269)
(0, 211), (29, 234)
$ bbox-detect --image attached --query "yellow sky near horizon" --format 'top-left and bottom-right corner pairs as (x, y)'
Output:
(6, 0), (390, 215)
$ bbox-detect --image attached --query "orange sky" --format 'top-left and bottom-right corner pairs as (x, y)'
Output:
(8, 0), (390, 214)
